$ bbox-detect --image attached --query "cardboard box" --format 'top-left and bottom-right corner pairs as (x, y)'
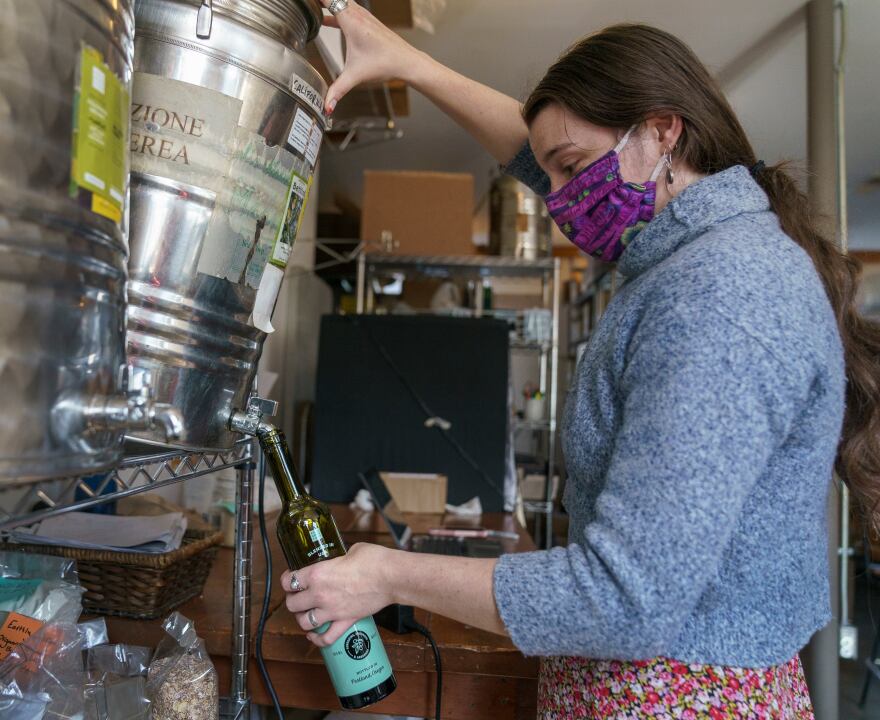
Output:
(361, 171), (475, 256)
(520, 473), (559, 503)
(380, 472), (448, 514)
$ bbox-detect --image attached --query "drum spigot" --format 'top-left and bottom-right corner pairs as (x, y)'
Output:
(228, 395), (278, 437)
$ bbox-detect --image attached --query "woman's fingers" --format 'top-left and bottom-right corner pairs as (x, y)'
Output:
(317, 0), (358, 27)
(285, 587), (317, 614)
(322, 14), (340, 28)
(294, 608), (327, 633)
(325, 71), (362, 114)
(307, 619), (358, 647)
(280, 569), (308, 593)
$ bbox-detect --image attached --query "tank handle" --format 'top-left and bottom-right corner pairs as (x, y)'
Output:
(196, 0), (213, 39)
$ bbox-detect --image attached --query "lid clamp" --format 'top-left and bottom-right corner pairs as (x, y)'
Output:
(196, 0), (213, 39)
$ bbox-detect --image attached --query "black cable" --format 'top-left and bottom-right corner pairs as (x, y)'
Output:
(404, 619), (442, 720)
(352, 316), (507, 502)
(255, 454), (285, 720)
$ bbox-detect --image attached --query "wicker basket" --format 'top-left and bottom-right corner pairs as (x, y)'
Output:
(1, 528), (223, 619)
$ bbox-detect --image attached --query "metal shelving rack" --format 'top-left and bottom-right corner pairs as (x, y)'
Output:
(566, 268), (616, 371)
(0, 440), (258, 720)
(356, 253), (562, 549)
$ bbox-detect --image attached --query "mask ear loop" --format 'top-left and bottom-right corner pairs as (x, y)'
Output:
(613, 125), (637, 154)
(649, 151), (669, 184)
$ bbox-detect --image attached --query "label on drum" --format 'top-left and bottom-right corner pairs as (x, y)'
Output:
(129, 73), (243, 194)
(305, 123), (323, 168)
(270, 173), (310, 269)
(292, 75), (326, 118)
(70, 44), (128, 225)
(197, 127), (301, 288)
(288, 107), (314, 155)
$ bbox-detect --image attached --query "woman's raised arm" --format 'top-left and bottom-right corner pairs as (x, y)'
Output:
(321, 1), (528, 165)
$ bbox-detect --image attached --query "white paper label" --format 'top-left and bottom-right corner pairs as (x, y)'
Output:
(305, 124), (323, 167)
(130, 73), (244, 194)
(287, 107), (314, 155)
(250, 263), (285, 334)
(292, 75), (325, 117)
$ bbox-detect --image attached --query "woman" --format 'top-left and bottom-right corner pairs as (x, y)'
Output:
(283, 2), (880, 717)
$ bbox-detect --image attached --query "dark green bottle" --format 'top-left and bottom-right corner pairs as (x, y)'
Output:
(258, 427), (397, 709)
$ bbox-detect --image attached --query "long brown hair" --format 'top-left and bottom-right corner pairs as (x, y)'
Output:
(524, 24), (880, 527)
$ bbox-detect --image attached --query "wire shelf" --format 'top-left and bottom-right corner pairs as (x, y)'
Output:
(365, 253), (556, 278)
(0, 440), (252, 532)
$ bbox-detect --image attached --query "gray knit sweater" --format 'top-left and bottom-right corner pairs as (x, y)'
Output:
(493, 144), (845, 666)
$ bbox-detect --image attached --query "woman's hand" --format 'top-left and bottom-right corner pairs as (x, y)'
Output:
(318, 0), (428, 114)
(318, 0), (527, 164)
(281, 543), (395, 647)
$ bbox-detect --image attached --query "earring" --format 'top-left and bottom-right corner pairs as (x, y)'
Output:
(664, 150), (675, 186)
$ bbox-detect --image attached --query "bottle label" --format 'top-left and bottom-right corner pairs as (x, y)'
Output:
(320, 616), (393, 698)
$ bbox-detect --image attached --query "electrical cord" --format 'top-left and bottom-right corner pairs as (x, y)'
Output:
(352, 316), (507, 502)
(255, 453), (285, 720)
(404, 618), (442, 720)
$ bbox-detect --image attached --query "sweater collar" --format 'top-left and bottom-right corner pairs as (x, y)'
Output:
(617, 165), (770, 279)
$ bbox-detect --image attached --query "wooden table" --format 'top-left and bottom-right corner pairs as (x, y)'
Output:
(104, 505), (539, 719)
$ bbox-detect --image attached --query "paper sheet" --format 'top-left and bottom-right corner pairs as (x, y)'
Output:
(12, 513), (187, 554)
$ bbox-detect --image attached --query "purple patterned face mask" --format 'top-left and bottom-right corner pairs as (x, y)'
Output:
(544, 127), (664, 262)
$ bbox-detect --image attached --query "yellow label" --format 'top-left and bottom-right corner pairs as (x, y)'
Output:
(91, 194), (123, 223)
(70, 44), (129, 225)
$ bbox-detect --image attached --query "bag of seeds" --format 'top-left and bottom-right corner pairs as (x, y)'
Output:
(146, 612), (218, 720)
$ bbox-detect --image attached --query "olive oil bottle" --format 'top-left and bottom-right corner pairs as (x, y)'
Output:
(259, 427), (396, 709)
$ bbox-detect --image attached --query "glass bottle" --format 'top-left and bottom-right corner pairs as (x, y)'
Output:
(259, 427), (397, 709)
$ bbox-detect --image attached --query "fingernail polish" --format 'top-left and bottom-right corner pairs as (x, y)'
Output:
(327, 98), (337, 115)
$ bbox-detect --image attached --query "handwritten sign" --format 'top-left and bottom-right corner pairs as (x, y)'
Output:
(0, 612), (42, 662)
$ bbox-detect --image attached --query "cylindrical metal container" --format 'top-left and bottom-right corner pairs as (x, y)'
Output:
(490, 175), (552, 260)
(0, 0), (134, 481)
(128, 0), (327, 450)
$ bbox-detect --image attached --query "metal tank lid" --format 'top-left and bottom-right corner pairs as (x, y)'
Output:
(204, 0), (324, 45)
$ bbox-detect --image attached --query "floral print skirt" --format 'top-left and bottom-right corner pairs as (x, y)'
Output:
(538, 655), (814, 719)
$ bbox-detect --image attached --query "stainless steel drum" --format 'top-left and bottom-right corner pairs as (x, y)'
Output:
(490, 175), (552, 260)
(128, 0), (327, 450)
(0, 0), (135, 481)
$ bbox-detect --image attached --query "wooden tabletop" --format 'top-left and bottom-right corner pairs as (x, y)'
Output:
(103, 504), (539, 719)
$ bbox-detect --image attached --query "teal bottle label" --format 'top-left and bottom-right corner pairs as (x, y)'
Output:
(320, 616), (393, 697)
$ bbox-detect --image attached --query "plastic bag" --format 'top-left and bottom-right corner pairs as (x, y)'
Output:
(0, 552), (83, 663)
(0, 553), (88, 719)
(147, 612), (218, 720)
(0, 679), (49, 720)
(0, 621), (85, 720)
(85, 642), (151, 720)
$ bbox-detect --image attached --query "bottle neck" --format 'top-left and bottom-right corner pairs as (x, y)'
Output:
(258, 428), (307, 504)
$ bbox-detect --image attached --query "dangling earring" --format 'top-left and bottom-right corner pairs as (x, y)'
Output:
(664, 147), (675, 186)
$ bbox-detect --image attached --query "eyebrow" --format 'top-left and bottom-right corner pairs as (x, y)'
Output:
(541, 141), (576, 165)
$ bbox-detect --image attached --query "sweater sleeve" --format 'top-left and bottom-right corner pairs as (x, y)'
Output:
(503, 141), (550, 196)
(492, 306), (800, 658)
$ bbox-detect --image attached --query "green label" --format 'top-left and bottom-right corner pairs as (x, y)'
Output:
(320, 616), (393, 699)
(270, 173), (310, 269)
(70, 44), (128, 224)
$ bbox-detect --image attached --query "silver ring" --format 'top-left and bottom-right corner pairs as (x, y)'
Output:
(288, 573), (302, 592)
(307, 608), (320, 629)
(328, 0), (349, 15)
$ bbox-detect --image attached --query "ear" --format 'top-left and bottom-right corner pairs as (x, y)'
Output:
(643, 114), (684, 152)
